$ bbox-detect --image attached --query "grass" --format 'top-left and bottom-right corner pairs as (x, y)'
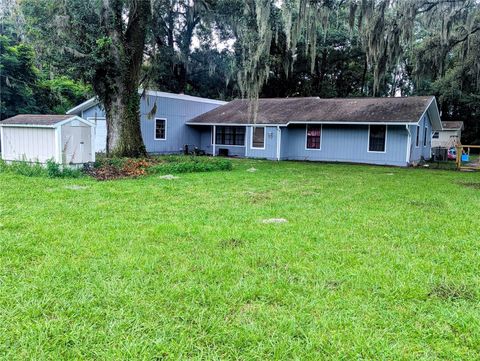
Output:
(0, 159), (479, 360)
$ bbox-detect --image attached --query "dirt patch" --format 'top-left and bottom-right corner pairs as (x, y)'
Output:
(245, 191), (272, 203)
(220, 238), (245, 248)
(459, 182), (480, 189)
(408, 199), (445, 208)
(429, 282), (475, 301)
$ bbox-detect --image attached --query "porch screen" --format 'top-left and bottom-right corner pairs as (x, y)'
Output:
(215, 126), (245, 146)
(369, 125), (386, 152)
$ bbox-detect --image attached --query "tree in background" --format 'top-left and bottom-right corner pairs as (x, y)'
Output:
(21, 0), (151, 157)
(7, 0), (480, 149)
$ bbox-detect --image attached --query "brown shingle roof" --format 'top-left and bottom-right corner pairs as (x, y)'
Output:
(188, 96), (435, 125)
(0, 114), (74, 126)
(442, 121), (463, 130)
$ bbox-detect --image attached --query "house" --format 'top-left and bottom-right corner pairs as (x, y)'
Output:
(187, 96), (442, 167)
(432, 121), (463, 148)
(66, 90), (227, 153)
(67, 92), (442, 167)
(0, 115), (95, 164)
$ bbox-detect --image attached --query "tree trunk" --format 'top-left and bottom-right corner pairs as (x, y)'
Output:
(105, 86), (145, 157)
(101, 0), (150, 158)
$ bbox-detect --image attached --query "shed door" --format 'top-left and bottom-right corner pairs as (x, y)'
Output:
(62, 122), (92, 164)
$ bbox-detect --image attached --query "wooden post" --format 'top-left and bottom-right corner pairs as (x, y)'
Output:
(456, 146), (462, 170)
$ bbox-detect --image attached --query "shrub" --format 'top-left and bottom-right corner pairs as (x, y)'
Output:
(148, 157), (232, 174)
(0, 159), (82, 178)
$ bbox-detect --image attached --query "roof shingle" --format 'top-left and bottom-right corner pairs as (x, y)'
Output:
(188, 96), (435, 125)
(0, 115), (74, 126)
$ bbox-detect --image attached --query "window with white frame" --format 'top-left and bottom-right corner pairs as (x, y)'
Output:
(368, 125), (386, 152)
(432, 131), (439, 139)
(251, 127), (265, 148)
(423, 126), (428, 146)
(215, 126), (245, 146)
(415, 125), (420, 147)
(155, 118), (166, 140)
(306, 125), (321, 149)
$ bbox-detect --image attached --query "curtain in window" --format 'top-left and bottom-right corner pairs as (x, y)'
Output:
(306, 125), (321, 149)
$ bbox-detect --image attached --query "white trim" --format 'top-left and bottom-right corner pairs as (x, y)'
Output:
(423, 125), (428, 147)
(66, 97), (99, 115)
(66, 90), (226, 115)
(305, 124), (322, 150)
(250, 126), (266, 150)
(367, 124), (388, 153)
(276, 126), (281, 161)
(188, 121), (419, 127)
(154, 118), (167, 140)
(415, 124), (420, 148)
(405, 125), (412, 163)
(55, 127), (62, 163)
(212, 125), (216, 156)
(0, 116), (94, 129)
(90, 125), (96, 162)
(0, 127), (5, 158)
(143, 90), (227, 105)
(211, 125), (246, 147)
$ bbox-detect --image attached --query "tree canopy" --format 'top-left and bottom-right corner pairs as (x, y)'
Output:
(1, 0), (479, 150)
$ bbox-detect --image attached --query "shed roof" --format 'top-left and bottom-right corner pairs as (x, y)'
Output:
(0, 114), (75, 126)
(441, 121), (463, 130)
(188, 96), (437, 126)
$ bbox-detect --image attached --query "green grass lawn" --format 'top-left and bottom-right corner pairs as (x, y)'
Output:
(1, 159), (479, 360)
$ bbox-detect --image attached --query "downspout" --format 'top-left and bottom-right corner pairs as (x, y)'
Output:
(405, 124), (411, 165)
(276, 126), (281, 161)
(212, 125), (216, 156)
(245, 126), (249, 158)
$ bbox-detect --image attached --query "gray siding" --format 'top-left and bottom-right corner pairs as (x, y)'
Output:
(75, 95), (222, 154)
(245, 126), (278, 160)
(409, 113), (432, 163)
(281, 124), (408, 166)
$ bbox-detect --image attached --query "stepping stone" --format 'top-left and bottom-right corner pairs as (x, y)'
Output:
(262, 218), (288, 224)
(247, 168), (257, 173)
(159, 174), (179, 180)
(64, 185), (88, 190)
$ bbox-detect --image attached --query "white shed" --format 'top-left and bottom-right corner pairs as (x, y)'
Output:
(0, 115), (95, 165)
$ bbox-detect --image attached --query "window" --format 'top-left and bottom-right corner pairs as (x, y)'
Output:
(155, 118), (166, 140)
(251, 127), (265, 148)
(423, 126), (428, 146)
(215, 126), (245, 146)
(415, 125), (420, 147)
(368, 125), (386, 152)
(306, 125), (321, 149)
(432, 132), (439, 139)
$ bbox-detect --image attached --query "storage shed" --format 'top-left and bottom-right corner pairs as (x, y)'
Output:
(0, 115), (95, 165)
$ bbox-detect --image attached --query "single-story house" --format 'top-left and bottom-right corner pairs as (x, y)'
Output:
(66, 90), (227, 153)
(68, 92), (441, 167)
(0, 115), (95, 164)
(432, 121), (463, 148)
(188, 96), (442, 166)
